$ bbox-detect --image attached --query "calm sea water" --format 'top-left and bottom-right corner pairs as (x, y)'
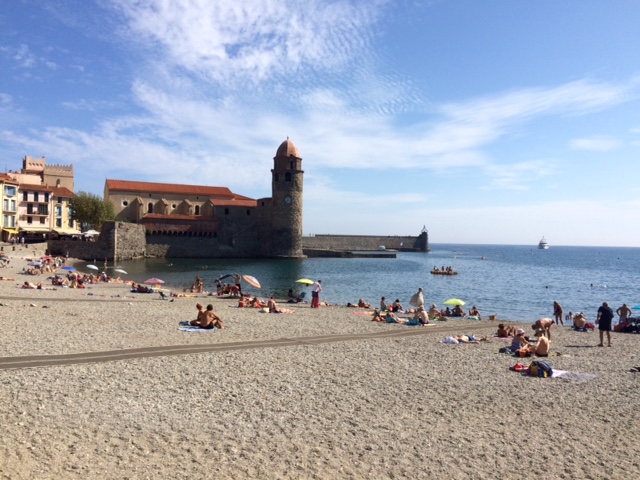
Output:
(103, 244), (640, 323)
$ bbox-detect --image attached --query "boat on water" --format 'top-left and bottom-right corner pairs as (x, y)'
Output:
(431, 269), (458, 276)
(538, 237), (550, 249)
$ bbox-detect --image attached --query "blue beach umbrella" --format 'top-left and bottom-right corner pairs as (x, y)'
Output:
(61, 266), (76, 271)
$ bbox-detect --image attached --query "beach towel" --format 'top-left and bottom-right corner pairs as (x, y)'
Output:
(178, 325), (219, 332)
(551, 370), (596, 382)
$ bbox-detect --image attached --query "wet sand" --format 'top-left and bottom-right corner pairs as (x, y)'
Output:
(1, 244), (639, 479)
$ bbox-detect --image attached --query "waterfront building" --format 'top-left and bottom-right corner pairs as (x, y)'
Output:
(1, 173), (19, 242)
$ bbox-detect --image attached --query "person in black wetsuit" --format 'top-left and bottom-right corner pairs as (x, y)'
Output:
(596, 301), (614, 347)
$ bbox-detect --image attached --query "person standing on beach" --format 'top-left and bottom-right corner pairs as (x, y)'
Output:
(409, 287), (425, 309)
(616, 304), (632, 325)
(553, 301), (564, 325)
(311, 280), (322, 308)
(234, 273), (242, 297)
(596, 301), (614, 347)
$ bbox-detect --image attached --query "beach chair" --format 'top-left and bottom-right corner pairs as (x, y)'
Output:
(158, 291), (167, 300)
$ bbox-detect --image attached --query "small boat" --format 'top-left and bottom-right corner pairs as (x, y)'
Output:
(538, 237), (550, 249)
(431, 270), (458, 275)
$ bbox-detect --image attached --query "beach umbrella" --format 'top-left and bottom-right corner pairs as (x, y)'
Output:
(295, 278), (314, 285)
(83, 229), (100, 236)
(114, 268), (128, 275)
(443, 298), (465, 306)
(242, 275), (261, 289)
(87, 264), (99, 271)
(61, 266), (76, 271)
(216, 274), (233, 281)
(144, 278), (165, 285)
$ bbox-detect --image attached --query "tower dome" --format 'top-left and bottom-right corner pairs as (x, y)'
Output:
(276, 138), (300, 158)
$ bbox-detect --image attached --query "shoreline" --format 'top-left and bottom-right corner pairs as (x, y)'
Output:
(1, 243), (640, 478)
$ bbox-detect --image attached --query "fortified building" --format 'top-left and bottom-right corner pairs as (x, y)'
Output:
(103, 138), (305, 259)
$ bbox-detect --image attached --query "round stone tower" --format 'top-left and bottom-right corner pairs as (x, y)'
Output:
(262, 138), (304, 258)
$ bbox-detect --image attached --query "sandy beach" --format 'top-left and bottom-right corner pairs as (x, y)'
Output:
(1, 245), (640, 479)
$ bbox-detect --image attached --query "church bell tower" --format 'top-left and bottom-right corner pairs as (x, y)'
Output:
(263, 138), (304, 257)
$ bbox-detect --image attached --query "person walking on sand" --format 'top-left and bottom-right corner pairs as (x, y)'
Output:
(311, 280), (322, 308)
(616, 303), (632, 325)
(553, 301), (564, 326)
(234, 273), (242, 297)
(596, 301), (614, 347)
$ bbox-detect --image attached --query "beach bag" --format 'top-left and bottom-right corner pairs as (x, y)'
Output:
(528, 360), (553, 378)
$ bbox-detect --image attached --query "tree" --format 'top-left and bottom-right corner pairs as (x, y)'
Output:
(70, 191), (115, 232)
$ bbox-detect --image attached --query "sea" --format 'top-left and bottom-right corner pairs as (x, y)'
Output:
(101, 244), (640, 323)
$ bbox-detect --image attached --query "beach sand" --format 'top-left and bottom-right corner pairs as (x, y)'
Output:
(1, 245), (640, 479)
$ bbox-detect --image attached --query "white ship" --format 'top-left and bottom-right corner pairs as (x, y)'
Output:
(538, 237), (550, 249)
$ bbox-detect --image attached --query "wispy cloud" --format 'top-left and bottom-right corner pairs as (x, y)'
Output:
(569, 135), (621, 152)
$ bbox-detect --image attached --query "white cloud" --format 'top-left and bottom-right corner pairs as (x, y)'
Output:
(569, 135), (621, 152)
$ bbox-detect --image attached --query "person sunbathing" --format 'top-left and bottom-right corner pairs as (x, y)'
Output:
(249, 297), (266, 308)
(428, 304), (441, 320)
(518, 330), (550, 357)
(452, 305), (465, 317)
(468, 306), (481, 319)
(190, 304), (223, 329)
(414, 306), (430, 325)
(496, 323), (517, 337)
(358, 299), (372, 309)
(22, 281), (37, 289)
(372, 310), (386, 322)
(267, 297), (284, 313)
(390, 299), (404, 313)
(380, 297), (388, 311)
(455, 335), (478, 343)
(511, 328), (529, 352)
(573, 312), (587, 329)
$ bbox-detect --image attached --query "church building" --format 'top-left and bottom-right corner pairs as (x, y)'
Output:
(104, 138), (304, 259)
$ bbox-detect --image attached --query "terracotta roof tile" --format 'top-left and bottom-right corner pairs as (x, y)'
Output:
(106, 179), (238, 198)
(19, 183), (54, 192)
(51, 186), (75, 198)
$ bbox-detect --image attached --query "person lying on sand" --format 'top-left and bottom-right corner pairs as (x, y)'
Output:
(372, 310), (386, 322)
(358, 299), (372, 309)
(0, 276), (15, 281)
(190, 304), (223, 329)
(456, 335), (478, 343)
(532, 317), (554, 340)
(22, 281), (37, 289)
(496, 324), (517, 338)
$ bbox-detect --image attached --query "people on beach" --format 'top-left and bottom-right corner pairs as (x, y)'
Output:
(616, 304), (632, 325)
(190, 303), (223, 329)
(511, 328), (529, 353)
(596, 301), (614, 347)
(572, 312), (588, 330)
(468, 306), (481, 319)
(358, 299), (372, 309)
(380, 296), (388, 311)
(234, 273), (242, 297)
(496, 324), (516, 338)
(414, 306), (429, 325)
(390, 299), (404, 313)
(452, 305), (465, 317)
(553, 301), (564, 326)
(267, 297), (284, 313)
(518, 330), (550, 357)
(287, 289), (303, 303)
(409, 287), (424, 308)
(532, 317), (554, 340)
(428, 304), (441, 320)
(311, 280), (322, 308)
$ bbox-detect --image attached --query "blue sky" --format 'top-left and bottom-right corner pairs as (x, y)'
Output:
(1, 0), (639, 247)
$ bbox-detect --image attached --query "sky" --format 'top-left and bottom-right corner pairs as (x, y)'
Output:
(1, 0), (639, 247)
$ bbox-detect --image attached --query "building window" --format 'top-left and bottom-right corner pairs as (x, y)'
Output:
(38, 205), (48, 215)
(56, 218), (62, 228)
(34, 192), (39, 202)
(56, 206), (62, 216)
(246, 209), (251, 216)
(285, 172), (292, 181)
(57, 197), (63, 204)
(69, 219), (74, 228)
(2, 215), (6, 227)
(147, 202), (153, 213)
(274, 173), (279, 182)
(195, 205), (200, 215)
(27, 203), (34, 215)
(224, 208), (229, 215)
(44, 193), (49, 203)
(123, 200), (129, 206)
(290, 160), (294, 169)
(11, 200), (16, 211)
(23, 191), (28, 201)
(40, 217), (45, 224)
(4, 186), (16, 196)
(27, 216), (33, 224)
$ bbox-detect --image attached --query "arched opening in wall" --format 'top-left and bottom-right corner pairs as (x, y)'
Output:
(195, 205), (200, 215)
(289, 160), (294, 169)
(285, 172), (292, 182)
(147, 202), (153, 214)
